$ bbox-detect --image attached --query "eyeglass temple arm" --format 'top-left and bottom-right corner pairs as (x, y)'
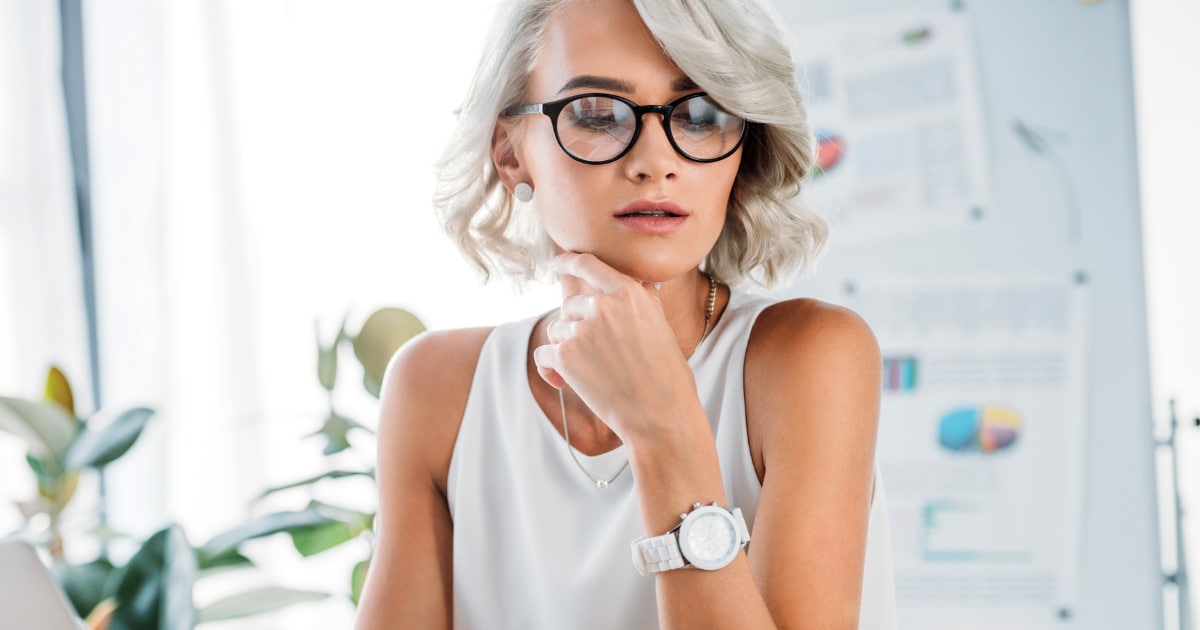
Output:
(502, 103), (544, 117)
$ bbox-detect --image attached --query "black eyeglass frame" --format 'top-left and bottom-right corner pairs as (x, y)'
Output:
(501, 91), (748, 165)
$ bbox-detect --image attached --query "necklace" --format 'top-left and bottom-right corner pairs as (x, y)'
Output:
(558, 274), (719, 489)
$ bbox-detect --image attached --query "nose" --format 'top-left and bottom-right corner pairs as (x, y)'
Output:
(622, 112), (679, 182)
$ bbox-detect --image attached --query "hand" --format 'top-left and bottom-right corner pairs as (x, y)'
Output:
(533, 253), (701, 440)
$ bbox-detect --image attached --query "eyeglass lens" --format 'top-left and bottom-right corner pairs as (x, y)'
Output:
(556, 94), (744, 163)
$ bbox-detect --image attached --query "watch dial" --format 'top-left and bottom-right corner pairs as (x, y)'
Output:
(686, 512), (737, 562)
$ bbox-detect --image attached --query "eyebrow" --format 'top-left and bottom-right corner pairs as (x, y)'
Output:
(557, 75), (701, 95)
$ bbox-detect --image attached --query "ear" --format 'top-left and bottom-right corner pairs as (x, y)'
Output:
(491, 118), (530, 193)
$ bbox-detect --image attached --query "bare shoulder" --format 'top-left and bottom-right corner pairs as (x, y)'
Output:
(378, 327), (494, 492)
(749, 297), (880, 369)
(743, 298), (882, 479)
(383, 327), (494, 399)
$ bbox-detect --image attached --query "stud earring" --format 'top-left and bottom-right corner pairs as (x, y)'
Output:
(514, 182), (534, 203)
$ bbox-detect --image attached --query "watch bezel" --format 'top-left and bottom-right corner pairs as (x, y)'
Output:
(677, 505), (741, 570)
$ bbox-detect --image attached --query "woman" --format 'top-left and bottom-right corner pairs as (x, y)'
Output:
(356, 0), (896, 628)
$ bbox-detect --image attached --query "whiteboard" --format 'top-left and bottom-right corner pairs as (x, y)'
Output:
(772, 0), (1161, 628)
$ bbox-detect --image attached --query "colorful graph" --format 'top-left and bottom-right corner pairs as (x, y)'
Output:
(883, 356), (918, 391)
(813, 129), (846, 176)
(938, 405), (1021, 454)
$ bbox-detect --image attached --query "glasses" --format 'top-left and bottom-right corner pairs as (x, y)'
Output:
(502, 92), (747, 165)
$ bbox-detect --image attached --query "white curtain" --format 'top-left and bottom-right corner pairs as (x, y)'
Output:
(3, 0), (557, 626)
(0, 1), (91, 535)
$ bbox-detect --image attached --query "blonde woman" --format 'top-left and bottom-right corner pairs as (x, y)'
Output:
(356, 0), (896, 628)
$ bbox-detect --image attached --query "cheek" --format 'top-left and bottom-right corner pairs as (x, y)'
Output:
(531, 161), (606, 246)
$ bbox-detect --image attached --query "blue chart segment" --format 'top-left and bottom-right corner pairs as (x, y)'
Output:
(938, 406), (1021, 454)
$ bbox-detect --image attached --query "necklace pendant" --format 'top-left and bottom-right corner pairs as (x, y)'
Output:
(596, 479), (609, 489)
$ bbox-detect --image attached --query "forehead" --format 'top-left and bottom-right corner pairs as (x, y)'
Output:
(529, 0), (689, 99)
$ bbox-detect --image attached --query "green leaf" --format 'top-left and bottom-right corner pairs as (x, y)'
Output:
(289, 521), (357, 557)
(361, 373), (381, 398)
(0, 396), (77, 464)
(196, 586), (328, 624)
(254, 469), (374, 502)
(47, 471), (80, 517)
(54, 558), (116, 619)
(317, 344), (338, 391)
(307, 501), (373, 530)
(198, 507), (343, 561)
(64, 407), (154, 471)
(308, 412), (363, 456)
(108, 525), (196, 630)
(26, 453), (54, 490)
(316, 315), (349, 391)
(353, 307), (425, 399)
(43, 366), (75, 417)
(286, 502), (372, 556)
(195, 549), (254, 572)
(350, 559), (369, 606)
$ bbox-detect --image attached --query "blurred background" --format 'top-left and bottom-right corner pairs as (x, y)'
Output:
(0, 0), (1195, 628)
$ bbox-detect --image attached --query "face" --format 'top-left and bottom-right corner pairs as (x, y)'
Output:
(501, 0), (743, 283)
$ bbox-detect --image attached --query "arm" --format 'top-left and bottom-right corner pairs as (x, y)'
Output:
(744, 300), (882, 628)
(635, 301), (880, 629)
(536, 253), (880, 629)
(354, 328), (491, 630)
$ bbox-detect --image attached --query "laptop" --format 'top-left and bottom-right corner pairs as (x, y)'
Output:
(0, 541), (86, 629)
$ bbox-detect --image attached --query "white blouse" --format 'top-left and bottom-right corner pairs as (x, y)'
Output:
(447, 291), (898, 629)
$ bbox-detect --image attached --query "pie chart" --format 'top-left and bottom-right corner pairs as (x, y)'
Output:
(813, 129), (845, 176)
(938, 405), (1021, 454)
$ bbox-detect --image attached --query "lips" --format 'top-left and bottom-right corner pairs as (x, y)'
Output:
(613, 200), (689, 235)
(614, 199), (689, 218)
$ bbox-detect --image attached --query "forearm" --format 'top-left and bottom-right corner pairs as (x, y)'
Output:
(626, 405), (777, 630)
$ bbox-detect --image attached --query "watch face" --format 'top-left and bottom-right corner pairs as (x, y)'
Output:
(680, 507), (738, 570)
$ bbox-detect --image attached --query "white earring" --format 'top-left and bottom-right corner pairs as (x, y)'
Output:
(514, 182), (534, 203)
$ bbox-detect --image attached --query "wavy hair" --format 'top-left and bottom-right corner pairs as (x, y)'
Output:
(433, 0), (827, 288)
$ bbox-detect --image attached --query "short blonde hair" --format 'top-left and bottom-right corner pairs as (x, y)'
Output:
(433, 0), (827, 288)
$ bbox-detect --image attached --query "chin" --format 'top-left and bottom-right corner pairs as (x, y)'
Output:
(601, 252), (702, 284)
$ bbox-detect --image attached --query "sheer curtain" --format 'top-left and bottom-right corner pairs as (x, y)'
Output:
(0, 1), (91, 535)
(112, 0), (555, 626)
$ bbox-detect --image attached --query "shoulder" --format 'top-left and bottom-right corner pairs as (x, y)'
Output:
(749, 297), (880, 369)
(743, 297), (882, 484)
(744, 297), (881, 453)
(377, 327), (494, 491)
(383, 327), (495, 396)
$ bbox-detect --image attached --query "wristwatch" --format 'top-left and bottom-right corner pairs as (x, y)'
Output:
(631, 502), (751, 575)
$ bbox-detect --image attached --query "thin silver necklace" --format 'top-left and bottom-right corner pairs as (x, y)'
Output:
(558, 274), (719, 489)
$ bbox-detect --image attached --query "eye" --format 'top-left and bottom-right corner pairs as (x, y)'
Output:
(564, 97), (631, 132)
(672, 98), (726, 133)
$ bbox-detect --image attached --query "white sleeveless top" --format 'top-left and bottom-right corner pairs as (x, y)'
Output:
(447, 291), (897, 629)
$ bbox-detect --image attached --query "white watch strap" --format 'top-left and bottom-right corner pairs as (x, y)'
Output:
(731, 507), (751, 547)
(632, 532), (684, 575)
(631, 505), (752, 575)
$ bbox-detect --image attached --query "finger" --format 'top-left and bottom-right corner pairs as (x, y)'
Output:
(546, 318), (578, 343)
(553, 252), (629, 295)
(533, 344), (567, 390)
(560, 295), (597, 321)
